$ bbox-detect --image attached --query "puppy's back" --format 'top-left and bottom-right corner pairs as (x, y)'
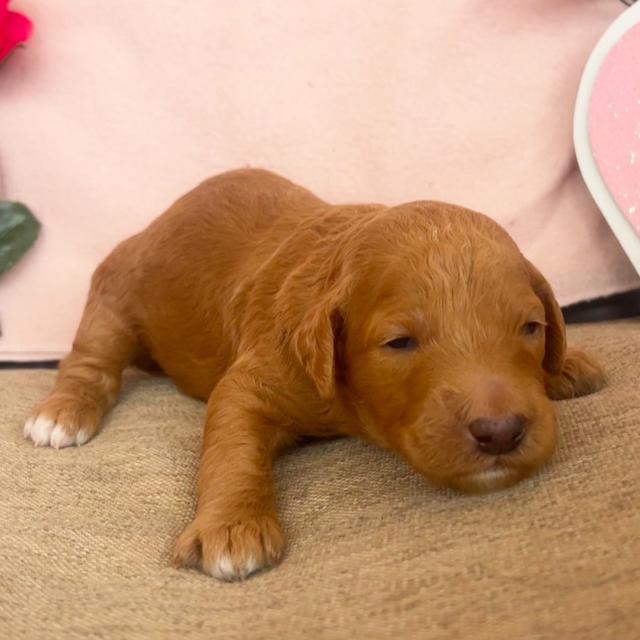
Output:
(90, 169), (328, 397)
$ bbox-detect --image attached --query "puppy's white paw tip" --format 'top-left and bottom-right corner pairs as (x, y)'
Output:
(23, 418), (34, 440)
(27, 416), (55, 447)
(244, 556), (258, 576)
(23, 415), (89, 449)
(76, 429), (91, 446)
(50, 424), (76, 449)
(210, 554), (235, 581)
(209, 554), (260, 581)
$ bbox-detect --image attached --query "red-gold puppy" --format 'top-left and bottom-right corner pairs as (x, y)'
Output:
(24, 169), (605, 580)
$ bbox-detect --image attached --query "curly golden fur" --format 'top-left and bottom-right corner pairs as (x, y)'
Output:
(24, 169), (605, 580)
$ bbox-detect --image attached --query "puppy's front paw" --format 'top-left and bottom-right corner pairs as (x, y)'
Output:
(545, 348), (607, 401)
(24, 396), (101, 449)
(173, 512), (285, 581)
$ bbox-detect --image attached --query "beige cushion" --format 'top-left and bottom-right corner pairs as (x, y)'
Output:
(1, 321), (639, 639)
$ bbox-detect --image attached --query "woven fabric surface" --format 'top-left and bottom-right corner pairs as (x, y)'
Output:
(1, 322), (639, 640)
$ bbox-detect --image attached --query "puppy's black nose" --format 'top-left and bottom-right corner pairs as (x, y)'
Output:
(468, 415), (527, 455)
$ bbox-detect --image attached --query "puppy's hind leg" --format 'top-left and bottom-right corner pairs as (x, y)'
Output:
(24, 294), (139, 449)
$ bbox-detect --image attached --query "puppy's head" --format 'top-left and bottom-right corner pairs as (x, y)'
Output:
(294, 202), (566, 493)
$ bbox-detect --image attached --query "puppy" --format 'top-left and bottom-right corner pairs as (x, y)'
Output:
(24, 169), (605, 580)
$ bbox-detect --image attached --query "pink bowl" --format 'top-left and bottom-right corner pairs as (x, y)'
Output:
(575, 4), (640, 275)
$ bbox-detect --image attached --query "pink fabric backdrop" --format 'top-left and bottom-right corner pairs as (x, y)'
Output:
(1, 0), (638, 360)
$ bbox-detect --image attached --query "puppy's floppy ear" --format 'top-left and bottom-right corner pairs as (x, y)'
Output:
(525, 258), (566, 376)
(291, 290), (344, 400)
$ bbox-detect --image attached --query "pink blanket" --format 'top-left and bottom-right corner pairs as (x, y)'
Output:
(1, 0), (638, 360)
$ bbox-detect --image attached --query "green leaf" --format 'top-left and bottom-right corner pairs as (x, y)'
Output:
(0, 201), (41, 275)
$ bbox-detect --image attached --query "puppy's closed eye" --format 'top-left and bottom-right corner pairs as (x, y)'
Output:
(521, 321), (544, 337)
(385, 336), (418, 350)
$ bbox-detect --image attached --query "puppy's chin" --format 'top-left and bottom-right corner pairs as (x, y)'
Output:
(446, 466), (526, 494)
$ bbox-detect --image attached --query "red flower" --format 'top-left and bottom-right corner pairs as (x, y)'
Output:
(0, 0), (32, 62)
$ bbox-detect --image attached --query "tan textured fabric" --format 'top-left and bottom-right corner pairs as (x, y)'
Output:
(1, 321), (639, 640)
